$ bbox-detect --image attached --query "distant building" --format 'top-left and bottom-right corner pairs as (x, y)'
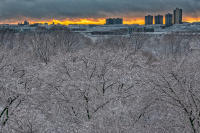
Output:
(30, 23), (40, 27)
(114, 18), (123, 24)
(24, 20), (29, 25)
(165, 13), (173, 26)
(106, 18), (123, 25)
(145, 15), (153, 25)
(173, 8), (182, 24)
(106, 18), (114, 25)
(128, 26), (154, 33)
(155, 15), (163, 24)
(18, 20), (29, 26)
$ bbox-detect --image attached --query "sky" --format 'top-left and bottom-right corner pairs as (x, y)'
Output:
(0, 0), (200, 25)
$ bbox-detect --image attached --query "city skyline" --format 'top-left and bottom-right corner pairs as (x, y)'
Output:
(2, 15), (200, 26)
(0, 0), (200, 25)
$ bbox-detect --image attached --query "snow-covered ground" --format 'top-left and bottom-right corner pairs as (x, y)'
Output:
(69, 22), (200, 36)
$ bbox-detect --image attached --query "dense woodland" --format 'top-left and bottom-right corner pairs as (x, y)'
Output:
(0, 29), (200, 133)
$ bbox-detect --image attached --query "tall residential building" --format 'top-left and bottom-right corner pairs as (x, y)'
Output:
(145, 15), (153, 25)
(155, 15), (163, 24)
(106, 18), (123, 25)
(165, 13), (173, 26)
(173, 8), (182, 24)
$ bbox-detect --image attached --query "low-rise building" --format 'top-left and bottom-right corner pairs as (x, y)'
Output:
(106, 18), (123, 25)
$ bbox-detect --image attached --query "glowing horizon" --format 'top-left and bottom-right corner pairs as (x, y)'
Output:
(0, 17), (200, 25)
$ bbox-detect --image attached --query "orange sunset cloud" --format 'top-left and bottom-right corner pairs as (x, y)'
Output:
(0, 17), (200, 25)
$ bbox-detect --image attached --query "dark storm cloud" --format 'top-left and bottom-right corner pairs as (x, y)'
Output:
(0, 0), (200, 20)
